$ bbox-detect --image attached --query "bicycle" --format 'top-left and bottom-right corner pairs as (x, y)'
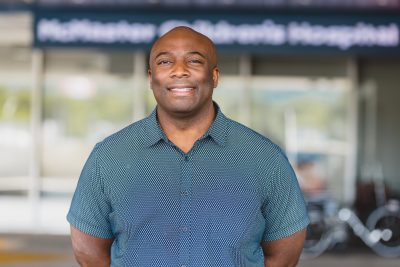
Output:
(301, 83), (400, 259)
(302, 193), (400, 259)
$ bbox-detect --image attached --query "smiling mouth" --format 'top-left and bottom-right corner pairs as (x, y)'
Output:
(169, 87), (194, 92)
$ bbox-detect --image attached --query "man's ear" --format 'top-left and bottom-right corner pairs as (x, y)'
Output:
(212, 67), (219, 88)
(148, 69), (153, 89)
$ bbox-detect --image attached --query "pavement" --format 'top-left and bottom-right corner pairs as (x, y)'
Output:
(0, 234), (399, 267)
(298, 249), (400, 267)
(0, 196), (71, 235)
(0, 234), (77, 267)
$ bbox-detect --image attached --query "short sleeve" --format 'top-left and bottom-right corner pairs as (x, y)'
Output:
(261, 150), (310, 241)
(67, 143), (113, 238)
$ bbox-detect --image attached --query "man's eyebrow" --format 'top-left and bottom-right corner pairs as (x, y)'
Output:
(154, 52), (172, 59)
(187, 51), (206, 59)
(154, 51), (207, 60)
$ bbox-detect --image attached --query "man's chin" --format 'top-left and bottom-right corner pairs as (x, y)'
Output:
(169, 107), (197, 117)
(156, 99), (213, 118)
(160, 103), (201, 118)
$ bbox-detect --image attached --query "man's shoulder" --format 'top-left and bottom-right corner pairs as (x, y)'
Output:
(96, 117), (147, 153)
(224, 118), (291, 176)
(227, 118), (282, 152)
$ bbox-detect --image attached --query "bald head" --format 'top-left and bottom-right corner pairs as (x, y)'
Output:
(149, 26), (218, 69)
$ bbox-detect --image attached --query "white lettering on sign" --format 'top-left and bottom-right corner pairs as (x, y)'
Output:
(191, 20), (287, 45)
(36, 18), (400, 50)
(157, 19), (286, 45)
(38, 19), (156, 43)
(288, 22), (399, 50)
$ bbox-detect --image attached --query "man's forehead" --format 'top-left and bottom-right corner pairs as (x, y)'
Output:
(149, 26), (217, 65)
(153, 39), (209, 51)
(152, 32), (211, 52)
(159, 26), (210, 42)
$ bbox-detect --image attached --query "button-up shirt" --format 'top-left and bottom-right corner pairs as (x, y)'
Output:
(67, 103), (309, 267)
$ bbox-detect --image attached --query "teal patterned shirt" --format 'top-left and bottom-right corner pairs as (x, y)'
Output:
(67, 103), (309, 267)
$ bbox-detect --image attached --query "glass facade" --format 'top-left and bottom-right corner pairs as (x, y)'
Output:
(42, 51), (136, 180)
(0, 47), (31, 189)
(6, 8), (397, 235)
(0, 30), (358, 232)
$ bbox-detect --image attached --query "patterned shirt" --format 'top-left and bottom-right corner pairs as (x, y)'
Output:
(67, 103), (309, 267)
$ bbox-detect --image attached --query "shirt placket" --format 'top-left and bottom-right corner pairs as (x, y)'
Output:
(178, 152), (193, 267)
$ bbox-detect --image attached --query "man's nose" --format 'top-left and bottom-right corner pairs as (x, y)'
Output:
(170, 61), (189, 78)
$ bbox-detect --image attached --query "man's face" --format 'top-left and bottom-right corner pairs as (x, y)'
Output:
(148, 28), (219, 117)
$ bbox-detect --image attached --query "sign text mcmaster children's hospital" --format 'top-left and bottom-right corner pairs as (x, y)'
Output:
(34, 12), (400, 54)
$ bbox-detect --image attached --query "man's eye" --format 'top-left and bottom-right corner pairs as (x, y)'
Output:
(157, 60), (172, 65)
(188, 59), (202, 64)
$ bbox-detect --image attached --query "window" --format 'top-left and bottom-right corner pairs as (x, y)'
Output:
(0, 47), (31, 191)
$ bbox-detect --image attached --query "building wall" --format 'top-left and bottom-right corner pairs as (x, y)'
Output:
(360, 59), (400, 194)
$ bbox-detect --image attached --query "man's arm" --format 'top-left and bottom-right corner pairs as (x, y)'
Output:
(261, 228), (306, 267)
(70, 225), (114, 267)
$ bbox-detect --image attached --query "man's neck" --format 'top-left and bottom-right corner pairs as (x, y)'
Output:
(156, 103), (216, 153)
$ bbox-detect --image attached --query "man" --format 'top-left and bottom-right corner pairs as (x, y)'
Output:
(67, 26), (309, 267)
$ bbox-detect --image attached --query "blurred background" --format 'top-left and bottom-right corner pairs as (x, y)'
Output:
(0, 0), (400, 266)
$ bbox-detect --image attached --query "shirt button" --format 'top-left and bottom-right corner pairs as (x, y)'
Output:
(181, 190), (189, 196)
(181, 226), (189, 232)
(181, 265), (187, 267)
(184, 156), (189, 161)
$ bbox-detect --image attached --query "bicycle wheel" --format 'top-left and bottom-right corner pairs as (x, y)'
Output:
(301, 208), (332, 259)
(366, 201), (400, 258)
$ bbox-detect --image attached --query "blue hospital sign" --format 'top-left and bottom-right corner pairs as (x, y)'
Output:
(33, 10), (400, 54)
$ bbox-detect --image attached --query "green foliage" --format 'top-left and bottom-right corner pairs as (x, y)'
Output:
(0, 86), (31, 122)
(250, 89), (347, 145)
(43, 86), (133, 137)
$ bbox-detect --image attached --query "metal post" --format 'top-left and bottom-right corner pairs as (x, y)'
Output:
(30, 49), (44, 230)
(362, 81), (378, 169)
(344, 58), (359, 205)
(238, 54), (252, 126)
(132, 52), (147, 122)
(361, 81), (386, 207)
(284, 109), (298, 166)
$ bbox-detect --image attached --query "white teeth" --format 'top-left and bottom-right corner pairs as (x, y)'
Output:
(170, 88), (193, 91)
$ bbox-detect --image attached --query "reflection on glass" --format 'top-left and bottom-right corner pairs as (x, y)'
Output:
(0, 83), (31, 178)
(250, 76), (351, 201)
(0, 48), (31, 182)
(213, 76), (247, 123)
(43, 52), (135, 179)
(145, 86), (157, 115)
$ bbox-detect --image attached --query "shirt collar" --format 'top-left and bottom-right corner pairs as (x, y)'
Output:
(143, 102), (228, 148)
(203, 102), (229, 147)
(142, 108), (168, 147)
